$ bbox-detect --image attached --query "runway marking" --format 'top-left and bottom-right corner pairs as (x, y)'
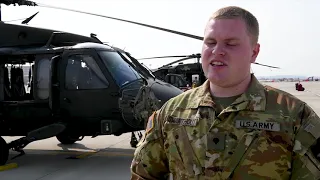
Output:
(0, 163), (18, 171)
(66, 151), (97, 159)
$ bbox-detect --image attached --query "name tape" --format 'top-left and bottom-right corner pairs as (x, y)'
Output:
(167, 116), (198, 126)
(235, 120), (280, 132)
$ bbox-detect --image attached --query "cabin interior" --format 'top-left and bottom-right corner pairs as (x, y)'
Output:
(0, 63), (34, 102)
(0, 55), (50, 103)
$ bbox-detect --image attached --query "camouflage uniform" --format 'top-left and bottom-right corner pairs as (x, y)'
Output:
(130, 74), (320, 180)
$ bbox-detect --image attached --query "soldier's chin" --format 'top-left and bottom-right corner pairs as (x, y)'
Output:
(204, 72), (231, 87)
(208, 77), (238, 88)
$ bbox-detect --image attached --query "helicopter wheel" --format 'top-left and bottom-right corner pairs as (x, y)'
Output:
(0, 137), (9, 166)
(56, 134), (81, 145)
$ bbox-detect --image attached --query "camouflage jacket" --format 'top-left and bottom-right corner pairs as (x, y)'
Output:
(130, 74), (320, 180)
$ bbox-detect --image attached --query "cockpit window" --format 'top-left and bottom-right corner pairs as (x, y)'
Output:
(119, 52), (155, 79)
(120, 52), (133, 65)
(65, 54), (109, 90)
(98, 51), (141, 87)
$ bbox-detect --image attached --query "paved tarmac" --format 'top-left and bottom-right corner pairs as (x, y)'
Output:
(263, 81), (320, 113)
(0, 133), (137, 180)
(0, 81), (319, 180)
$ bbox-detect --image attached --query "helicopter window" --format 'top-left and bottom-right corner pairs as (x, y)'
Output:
(170, 76), (176, 86)
(36, 58), (50, 100)
(177, 76), (186, 87)
(165, 74), (187, 88)
(173, 76), (183, 87)
(65, 54), (109, 90)
(119, 52), (146, 78)
(120, 53), (134, 66)
(98, 51), (141, 87)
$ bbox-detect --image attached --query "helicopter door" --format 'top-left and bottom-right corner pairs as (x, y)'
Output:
(49, 55), (61, 112)
(57, 49), (118, 119)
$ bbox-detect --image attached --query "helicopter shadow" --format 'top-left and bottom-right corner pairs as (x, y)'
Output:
(57, 142), (96, 152)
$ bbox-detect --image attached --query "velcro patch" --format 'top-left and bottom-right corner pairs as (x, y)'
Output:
(235, 120), (281, 132)
(304, 121), (320, 139)
(145, 112), (156, 134)
(167, 116), (198, 126)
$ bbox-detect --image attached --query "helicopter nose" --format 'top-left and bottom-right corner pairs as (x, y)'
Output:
(117, 79), (183, 130)
(150, 81), (183, 106)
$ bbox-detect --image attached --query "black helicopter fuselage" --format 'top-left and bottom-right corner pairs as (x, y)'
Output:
(0, 42), (182, 137)
(0, 22), (182, 141)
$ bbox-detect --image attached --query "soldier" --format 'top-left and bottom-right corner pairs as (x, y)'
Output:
(130, 6), (320, 180)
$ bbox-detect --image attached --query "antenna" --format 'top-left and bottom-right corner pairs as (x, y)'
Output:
(22, 11), (39, 24)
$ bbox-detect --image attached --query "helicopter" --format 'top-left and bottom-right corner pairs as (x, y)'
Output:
(138, 54), (204, 91)
(138, 53), (280, 91)
(0, 0), (281, 166)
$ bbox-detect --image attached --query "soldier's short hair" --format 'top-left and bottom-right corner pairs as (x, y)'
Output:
(210, 6), (259, 44)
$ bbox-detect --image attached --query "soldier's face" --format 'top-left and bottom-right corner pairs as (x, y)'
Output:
(201, 18), (260, 87)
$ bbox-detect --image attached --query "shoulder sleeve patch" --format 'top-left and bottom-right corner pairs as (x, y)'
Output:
(145, 112), (156, 134)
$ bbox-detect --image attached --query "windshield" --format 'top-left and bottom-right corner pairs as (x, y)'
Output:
(98, 50), (141, 87)
(119, 51), (155, 79)
(118, 52), (143, 76)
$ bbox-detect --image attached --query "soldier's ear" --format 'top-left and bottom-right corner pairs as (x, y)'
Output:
(251, 43), (260, 63)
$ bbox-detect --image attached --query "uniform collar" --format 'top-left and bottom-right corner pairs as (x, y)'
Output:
(188, 74), (266, 112)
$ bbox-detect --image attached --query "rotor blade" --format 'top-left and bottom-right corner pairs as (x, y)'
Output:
(139, 53), (280, 69)
(138, 53), (201, 60)
(22, 11), (38, 24)
(36, 3), (204, 41)
(161, 56), (196, 68)
(253, 62), (280, 69)
(138, 55), (189, 60)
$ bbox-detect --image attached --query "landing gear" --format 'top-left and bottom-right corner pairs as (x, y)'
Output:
(130, 131), (143, 148)
(7, 137), (29, 160)
(56, 134), (83, 145)
(5, 123), (67, 161)
(0, 137), (9, 165)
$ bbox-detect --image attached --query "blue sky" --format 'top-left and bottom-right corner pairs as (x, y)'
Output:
(1, 0), (320, 77)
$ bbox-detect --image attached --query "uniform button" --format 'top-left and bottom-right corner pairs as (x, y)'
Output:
(164, 143), (169, 149)
(213, 138), (219, 144)
(163, 132), (167, 138)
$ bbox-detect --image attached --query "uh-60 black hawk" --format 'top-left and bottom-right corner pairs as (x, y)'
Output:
(138, 54), (280, 91)
(0, 0), (280, 166)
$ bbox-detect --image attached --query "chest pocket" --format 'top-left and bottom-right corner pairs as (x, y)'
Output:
(166, 126), (204, 178)
(224, 114), (295, 179)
